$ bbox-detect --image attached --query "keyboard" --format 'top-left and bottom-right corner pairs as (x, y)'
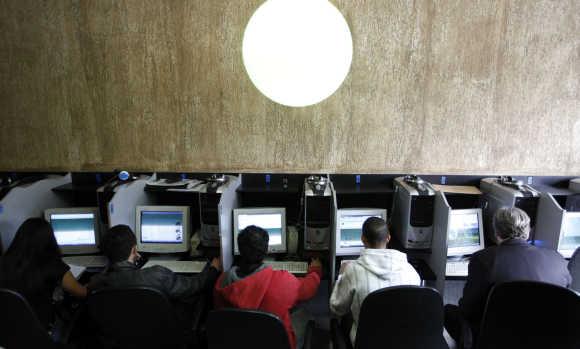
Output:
(446, 259), (470, 277)
(142, 260), (207, 274)
(264, 261), (309, 274)
(63, 255), (108, 268)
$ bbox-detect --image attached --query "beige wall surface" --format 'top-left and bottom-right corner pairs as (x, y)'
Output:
(0, 0), (579, 174)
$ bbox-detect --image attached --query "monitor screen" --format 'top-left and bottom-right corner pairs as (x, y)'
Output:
(335, 208), (387, 256)
(559, 213), (580, 258)
(140, 211), (184, 244)
(50, 213), (96, 246)
(339, 214), (379, 248)
(135, 206), (190, 253)
(44, 207), (100, 255)
(447, 209), (484, 257)
(233, 208), (286, 254)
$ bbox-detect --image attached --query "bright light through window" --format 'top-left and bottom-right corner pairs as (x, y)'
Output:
(242, 0), (353, 107)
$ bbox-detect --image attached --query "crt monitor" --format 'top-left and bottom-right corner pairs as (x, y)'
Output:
(447, 209), (485, 257)
(335, 208), (387, 256)
(558, 212), (580, 258)
(44, 207), (100, 255)
(233, 207), (286, 254)
(135, 206), (190, 253)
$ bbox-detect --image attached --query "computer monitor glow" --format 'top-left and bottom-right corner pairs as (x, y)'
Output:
(447, 209), (485, 257)
(233, 208), (286, 254)
(44, 207), (100, 255)
(558, 212), (580, 258)
(135, 206), (190, 253)
(335, 208), (387, 256)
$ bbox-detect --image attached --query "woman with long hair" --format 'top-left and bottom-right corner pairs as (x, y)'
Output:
(0, 218), (87, 329)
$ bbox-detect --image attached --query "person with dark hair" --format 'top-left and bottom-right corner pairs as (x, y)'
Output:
(0, 218), (87, 330)
(444, 207), (571, 349)
(88, 225), (221, 327)
(214, 225), (322, 349)
(329, 217), (420, 345)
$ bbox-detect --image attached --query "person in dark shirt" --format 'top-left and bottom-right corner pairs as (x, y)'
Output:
(444, 207), (571, 348)
(0, 218), (87, 330)
(88, 225), (220, 329)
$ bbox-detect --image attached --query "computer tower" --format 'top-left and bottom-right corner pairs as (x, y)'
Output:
(391, 176), (436, 249)
(480, 177), (540, 242)
(304, 176), (332, 251)
(570, 178), (580, 193)
(199, 192), (221, 247)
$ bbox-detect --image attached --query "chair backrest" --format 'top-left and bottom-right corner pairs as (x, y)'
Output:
(568, 247), (580, 292)
(477, 281), (580, 349)
(354, 286), (448, 349)
(0, 288), (59, 349)
(207, 308), (291, 349)
(87, 287), (183, 349)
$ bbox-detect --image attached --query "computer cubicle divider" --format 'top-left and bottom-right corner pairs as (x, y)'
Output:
(430, 191), (453, 295)
(218, 175), (241, 271)
(535, 193), (567, 251)
(0, 174), (70, 252)
(329, 181), (338, 288)
(107, 175), (155, 231)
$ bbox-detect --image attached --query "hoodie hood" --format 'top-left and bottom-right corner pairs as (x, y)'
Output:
(215, 266), (274, 308)
(355, 249), (410, 280)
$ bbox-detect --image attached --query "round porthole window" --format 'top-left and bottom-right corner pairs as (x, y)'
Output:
(242, 0), (353, 107)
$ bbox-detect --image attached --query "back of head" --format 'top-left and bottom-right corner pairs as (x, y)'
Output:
(0, 218), (60, 285)
(237, 225), (268, 270)
(362, 217), (389, 247)
(102, 225), (136, 264)
(493, 207), (530, 241)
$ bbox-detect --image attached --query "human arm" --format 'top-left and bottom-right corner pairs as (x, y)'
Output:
(329, 265), (355, 317)
(295, 258), (322, 302)
(61, 271), (88, 298)
(160, 259), (221, 303)
(458, 257), (490, 322)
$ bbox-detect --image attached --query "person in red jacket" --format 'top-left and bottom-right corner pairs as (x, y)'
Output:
(214, 225), (322, 349)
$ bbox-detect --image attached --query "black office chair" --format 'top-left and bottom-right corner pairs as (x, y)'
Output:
(87, 287), (185, 349)
(568, 246), (580, 292)
(0, 288), (68, 349)
(207, 308), (311, 349)
(331, 285), (449, 349)
(476, 281), (580, 349)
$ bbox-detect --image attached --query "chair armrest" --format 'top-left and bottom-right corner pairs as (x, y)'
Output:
(331, 318), (352, 349)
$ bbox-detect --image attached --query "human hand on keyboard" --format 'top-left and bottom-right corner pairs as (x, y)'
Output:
(310, 258), (322, 269)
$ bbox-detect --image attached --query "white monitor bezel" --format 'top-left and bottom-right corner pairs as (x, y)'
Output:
(135, 206), (190, 253)
(335, 208), (387, 256)
(44, 207), (100, 255)
(233, 207), (287, 254)
(447, 208), (485, 257)
(558, 211), (580, 258)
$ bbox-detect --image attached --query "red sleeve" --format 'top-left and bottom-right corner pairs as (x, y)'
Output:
(296, 265), (321, 302)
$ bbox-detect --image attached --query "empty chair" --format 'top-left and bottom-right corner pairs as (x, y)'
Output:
(207, 308), (306, 349)
(0, 288), (67, 349)
(568, 246), (580, 292)
(331, 285), (449, 349)
(477, 281), (580, 349)
(87, 287), (185, 349)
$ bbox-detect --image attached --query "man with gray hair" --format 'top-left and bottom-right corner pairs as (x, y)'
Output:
(444, 207), (571, 348)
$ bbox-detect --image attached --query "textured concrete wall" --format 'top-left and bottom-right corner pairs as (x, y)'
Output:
(0, 0), (578, 174)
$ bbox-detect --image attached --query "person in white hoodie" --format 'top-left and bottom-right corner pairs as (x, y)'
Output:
(330, 217), (421, 345)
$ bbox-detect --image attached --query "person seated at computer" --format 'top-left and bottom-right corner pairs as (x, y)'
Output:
(444, 207), (571, 349)
(0, 218), (87, 331)
(88, 225), (221, 329)
(214, 225), (322, 349)
(329, 217), (421, 345)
